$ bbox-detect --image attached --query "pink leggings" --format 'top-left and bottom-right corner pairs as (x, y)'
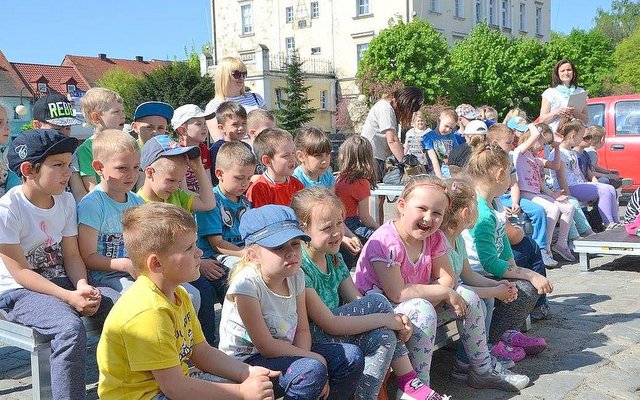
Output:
(521, 191), (574, 250)
(569, 182), (619, 225)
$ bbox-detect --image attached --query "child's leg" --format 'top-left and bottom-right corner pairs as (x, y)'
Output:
(519, 198), (548, 250)
(245, 354), (328, 400)
(310, 293), (398, 399)
(592, 182), (620, 224)
(488, 279), (539, 344)
(393, 298), (438, 383)
(568, 196), (595, 236)
(312, 342), (364, 400)
(553, 200), (575, 248)
(522, 192), (560, 252)
(344, 216), (375, 243)
(512, 236), (547, 308)
(188, 275), (218, 346)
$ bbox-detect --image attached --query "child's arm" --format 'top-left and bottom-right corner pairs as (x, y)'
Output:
(81, 176), (98, 193)
(341, 226), (362, 255)
(208, 235), (244, 258)
(69, 173), (88, 202)
(430, 253), (456, 288)
(509, 181), (522, 214)
(188, 156), (216, 212)
(517, 123), (543, 154)
(357, 198), (380, 230)
(77, 224), (135, 276)
(426, 149), (443, 178)
(541, 141), (562, 172)
(501, 260), (553, 296)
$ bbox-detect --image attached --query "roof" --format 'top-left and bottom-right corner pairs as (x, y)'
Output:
(0, 50), (33, 99)
(11, 62), (91, 98)
(62, 54), (171, 87)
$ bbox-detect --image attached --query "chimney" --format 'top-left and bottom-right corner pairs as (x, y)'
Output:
(98, 53), (107, 60)
(135, 55), (144, 62)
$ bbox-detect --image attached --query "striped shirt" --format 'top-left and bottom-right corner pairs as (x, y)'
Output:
(205, 92), (266, 115)
(624, 188), (640, 224)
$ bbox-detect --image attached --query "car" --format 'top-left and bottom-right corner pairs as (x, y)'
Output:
(587, 94), (640, 192)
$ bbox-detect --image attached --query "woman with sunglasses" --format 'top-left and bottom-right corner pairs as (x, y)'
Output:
(538, 59), (589, 133)
(205, 57), (266, 140)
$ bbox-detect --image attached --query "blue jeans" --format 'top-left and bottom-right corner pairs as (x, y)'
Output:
(245, 342), (364, 400)
(189, 264), (228, 346)
(512, 236), (547, 308)
(344, 216), (375, 243)
(500, 193), (547, 250)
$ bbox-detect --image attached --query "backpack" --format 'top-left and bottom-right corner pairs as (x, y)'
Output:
(382, 154), (426, 185)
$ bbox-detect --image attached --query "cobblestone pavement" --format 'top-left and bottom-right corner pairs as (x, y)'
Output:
(2, 247), (640, 399)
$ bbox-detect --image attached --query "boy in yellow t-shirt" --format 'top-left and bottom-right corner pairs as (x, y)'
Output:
(97, 202), (278, 399)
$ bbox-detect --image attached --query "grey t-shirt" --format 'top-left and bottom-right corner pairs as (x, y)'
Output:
(361, 99), (398, 161)
(218, 266), (305, 360)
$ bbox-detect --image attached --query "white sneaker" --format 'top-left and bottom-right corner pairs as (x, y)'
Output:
(541, 249), (558, 267)
(468, 361), (530, 392)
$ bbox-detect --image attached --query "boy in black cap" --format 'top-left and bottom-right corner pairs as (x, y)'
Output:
(0, 129), (119, 399)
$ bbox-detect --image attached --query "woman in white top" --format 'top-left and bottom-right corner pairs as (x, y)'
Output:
(538, 59), (588, 133)
(205, 57), (266, 140)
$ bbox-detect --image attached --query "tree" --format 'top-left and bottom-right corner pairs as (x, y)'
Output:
(96, 67), (141, 120)
(274, 51), (316, 134)
(357, 18), (451, 104)
(594, 0), (640, 45)
(613, 26), (640, 91)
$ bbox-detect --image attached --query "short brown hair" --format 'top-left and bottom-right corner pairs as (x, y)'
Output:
(92, 129), (139, 163)
(216, 141), (256, 170)
(216, 101), (247, 124)
(253, 128), (293, 160)
(247, 109), (275, 132)
(81, 88), (123, 127)
(123, 202), (196, 274)
(586, 124), (605, 141)
(294, 126), (332, 155)
(291, 187), (345, 230)
(487, 123), (512, 142)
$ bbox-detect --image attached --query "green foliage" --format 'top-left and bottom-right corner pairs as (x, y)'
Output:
(357, 19), (451, 104)
(274, 51), (317, 135)
(96, 67), (141, 120)
(613, 26), (640, 91)
(595, 0), (640, 45)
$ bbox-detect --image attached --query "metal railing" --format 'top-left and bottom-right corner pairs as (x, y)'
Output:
(268, 53), (334, 75)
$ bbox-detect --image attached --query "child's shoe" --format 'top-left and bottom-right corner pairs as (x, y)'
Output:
(552, 244), (576, 262)
(501, 330), (547, 355)
(396, 371), (446, 400)
(451, 356), (513, 382)
(490, 341), (526, 362)
(468, 361), (530, 392)
(541, 249), (559, 267)
(530, 304), (552, 321)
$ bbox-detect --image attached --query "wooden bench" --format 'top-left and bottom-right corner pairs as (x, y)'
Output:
(0, 309), (102, 400)
(573, 226), (640, 271)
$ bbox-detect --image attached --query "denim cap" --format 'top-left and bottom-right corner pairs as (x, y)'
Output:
(240, 205), (311, 248)
(8, 129), (78, 175)
(133, 101), (174, 122)
(507, 117), (529, 132)
(140, 134), (200, 170)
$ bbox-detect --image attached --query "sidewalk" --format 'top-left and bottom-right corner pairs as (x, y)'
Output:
(2, 252), (639, 399)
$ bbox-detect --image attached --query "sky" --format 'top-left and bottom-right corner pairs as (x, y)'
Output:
(0, 0), (612, 65)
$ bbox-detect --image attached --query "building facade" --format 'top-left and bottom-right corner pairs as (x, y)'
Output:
(208, 0), (551, 132)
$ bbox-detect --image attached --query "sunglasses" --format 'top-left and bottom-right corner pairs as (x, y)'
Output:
(583, 135), (593, 140)
(231, 70), (247, 79)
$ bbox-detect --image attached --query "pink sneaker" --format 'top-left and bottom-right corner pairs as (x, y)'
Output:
(490, 340), (526, 362)
(501, 330), (547, 355)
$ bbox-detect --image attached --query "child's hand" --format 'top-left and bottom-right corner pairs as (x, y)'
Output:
(342, 236), (362, 254)
(531, 275), (554, 295)
(396, 314), (413, 342)
(200, 259), (225, 281)
(67, 285), (101, 316)
(320, 382), (330, 400)
(186, 154), (205, 172)
(494, 283), (517, 303)
(447, 290), (468, 317)
(240, 366), (278, 400)
(553, 190), (568, 202)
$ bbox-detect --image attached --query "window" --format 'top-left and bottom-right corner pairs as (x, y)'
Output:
(311, 47), (321, 55)
(489, 0), (497, 25)
(286, 6), (293, 23)
(311, 1), (319, 18)
(519, 3), (526, 31)
(535, 5), (542, 35)
(454, 0), (464, 18)
(37, 82), (48, 93)
(614, 101), (640, 135)
(241, 4), (253, 35)
(475, 0), (484, 22)
(320, 90), (328, 110)
(429, 0), (439, 12)
(275, 89), (284, 109)
(588, 104), (605, 128)
(356, 43), (368, 65)
(356, 0), (370, 16)
(501, 0), (510, 28)
(67, 84), (76, 94)
(285, 37), (296, 57)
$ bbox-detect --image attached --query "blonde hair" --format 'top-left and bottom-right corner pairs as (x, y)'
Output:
(412, 110), (426, 125)
(80, 88), (123, 127)
(502, 108), (527, 124)
(253, 128), (293, 160)
(487, 123), (513, 142)
(476, 105), (498, 121)
(465, 142), (510, 182)
(216, 141), (256, 170)
(443, 177), (477, 231)
(214, 57), (247, 100)
(291, 187), (345, 229)
(228, 247), (258, 286)
(92, 129), (139, 162)
(556, 116), (584, 140)
(247, 109), (275, 132)
(336, 135), (377, 187)
(586, 124), (605, 142)
(520, 122), (553, 145)
(150, 154), (187, 173)
(440, 108), (457, 121)
(294, 127), (332, 155)
(123, 202), (196, 274)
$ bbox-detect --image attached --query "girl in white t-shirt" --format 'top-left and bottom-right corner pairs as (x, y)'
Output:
(218, 205), (363, 400)
(404, 110), (430, 165)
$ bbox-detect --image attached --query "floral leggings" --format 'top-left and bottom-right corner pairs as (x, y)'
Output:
(311, 293), (407, 400)
(393, 285), (491, 383)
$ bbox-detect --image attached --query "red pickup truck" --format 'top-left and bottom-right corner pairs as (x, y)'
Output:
(587, 94), (640, 192)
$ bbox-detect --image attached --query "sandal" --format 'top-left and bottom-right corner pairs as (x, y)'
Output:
(501, 330), (547, 355)
(490, 340), (526, 362)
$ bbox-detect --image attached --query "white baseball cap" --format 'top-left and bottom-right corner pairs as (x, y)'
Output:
(171, 104), (215, 129)
(465, 120), (488, 135)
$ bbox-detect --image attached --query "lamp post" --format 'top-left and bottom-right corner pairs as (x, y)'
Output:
(15, 87), (30, 117)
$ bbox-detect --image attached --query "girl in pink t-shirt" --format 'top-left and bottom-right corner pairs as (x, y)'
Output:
(354, 175), (526, 392)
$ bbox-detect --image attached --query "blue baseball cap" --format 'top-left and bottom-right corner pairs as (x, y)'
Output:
(140, 134), (200, 169)
(240, 205), (310, 248)
(8, 129), (78, 175)
(507, 117), (529, 132)
(133, 101), (174, 122)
